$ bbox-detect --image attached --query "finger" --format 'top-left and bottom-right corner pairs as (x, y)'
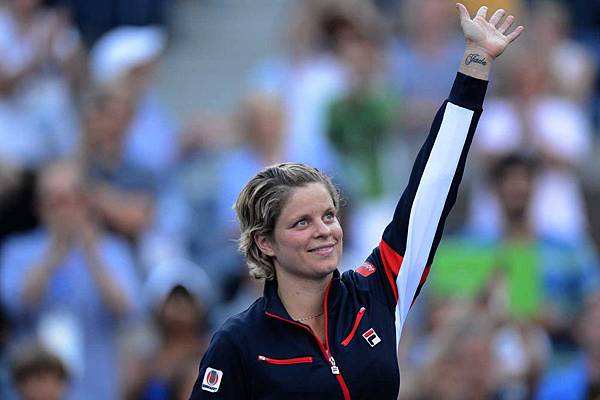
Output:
(456, 3), (471, 22)
(475, 5), (488, 19)
(498, 15), (515, 34)
(506, 25), (525, 43)
(489, 9), (505, 27)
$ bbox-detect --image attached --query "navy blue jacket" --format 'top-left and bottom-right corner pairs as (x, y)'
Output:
(190, 73), (488, 399)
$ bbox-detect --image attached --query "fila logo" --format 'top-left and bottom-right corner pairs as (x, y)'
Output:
(201, 368), (223, 393)
(362, 328), (382, 347)
(356, 262), (376, 277)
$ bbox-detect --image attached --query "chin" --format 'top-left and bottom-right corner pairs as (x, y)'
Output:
(316, 260), (339, 276)
(311, 269), (336, 281)
(300, 260), (335, 279)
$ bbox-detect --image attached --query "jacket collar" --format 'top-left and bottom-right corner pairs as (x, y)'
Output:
(263, 270), (342, 320)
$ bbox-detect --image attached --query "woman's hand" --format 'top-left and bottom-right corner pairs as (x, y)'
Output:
(456, 3), (523, 80)
(457, 3), (524, 60)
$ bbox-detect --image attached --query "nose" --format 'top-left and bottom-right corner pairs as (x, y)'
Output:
(314, 219), (332, 237)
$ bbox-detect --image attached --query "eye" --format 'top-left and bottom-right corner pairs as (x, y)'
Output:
(324, 211), (336, 222)
(294, 218), (308, 228)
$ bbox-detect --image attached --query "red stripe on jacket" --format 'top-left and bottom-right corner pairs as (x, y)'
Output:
(379, 240), (404, 304)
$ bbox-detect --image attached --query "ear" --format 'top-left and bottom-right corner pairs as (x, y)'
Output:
(254, 232), (276, 257)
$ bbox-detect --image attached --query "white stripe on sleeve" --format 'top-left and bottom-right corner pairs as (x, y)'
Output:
(395, 102), (475, 341)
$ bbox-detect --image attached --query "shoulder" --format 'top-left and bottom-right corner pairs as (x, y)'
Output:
(212, 297), (266, 345)
(340, 264), (378, 294)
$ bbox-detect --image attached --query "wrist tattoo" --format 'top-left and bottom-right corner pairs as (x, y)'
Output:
(465, 53), (487, 66)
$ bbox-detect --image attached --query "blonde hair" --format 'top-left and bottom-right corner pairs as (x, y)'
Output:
(235, 163), (340, 280)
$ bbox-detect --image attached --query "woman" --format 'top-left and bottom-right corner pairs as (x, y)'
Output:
(190, 4), (523, 399)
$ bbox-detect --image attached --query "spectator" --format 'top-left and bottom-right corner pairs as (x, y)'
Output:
(432, 153), (600, 363)
(411, 309), (497, 400)
(10, 343), (69, 400)
(89, 25), (178, 182)
(216, 93), (288, 228)
(0, 0), (83, 169)
(386, 0), (464, 152)
(0, 160), (140, 400)
(0, 0), (83, 244)
(469, 43), (593, 241)
(249, 0), (384, 174)
(211, 93), (290, 290)
(529, 0), (596, 105)
(81, 84), (156, 241)
(325, 17), (399, 269)
(326, 12), (394, 201)
(139, 113), (236, 280)
(143, 93), (286, 293)
(124, 259), (213, 400)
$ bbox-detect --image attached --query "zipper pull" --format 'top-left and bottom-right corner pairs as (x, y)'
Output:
(328, 354), (340, 375)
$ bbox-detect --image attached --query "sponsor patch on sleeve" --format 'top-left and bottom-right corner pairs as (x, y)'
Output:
(202, 367), (223, 393)
(356, 262), (376, 277)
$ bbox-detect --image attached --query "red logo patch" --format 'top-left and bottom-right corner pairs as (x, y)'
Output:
(201, 368), (222, 392)
(356, 262), (376, 277)
(207, 370), (219, 385)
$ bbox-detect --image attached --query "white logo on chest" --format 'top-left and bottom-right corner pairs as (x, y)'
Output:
(362, 328), (382, 347)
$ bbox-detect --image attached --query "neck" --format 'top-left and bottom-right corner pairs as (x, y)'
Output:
(276, 270), (331, 321)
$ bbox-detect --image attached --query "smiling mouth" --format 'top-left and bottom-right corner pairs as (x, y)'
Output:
(308, 243), (336, 254)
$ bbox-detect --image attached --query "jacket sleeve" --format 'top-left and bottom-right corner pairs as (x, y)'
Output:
(360, 72), (488, 330)
(189, 330), (249, 399)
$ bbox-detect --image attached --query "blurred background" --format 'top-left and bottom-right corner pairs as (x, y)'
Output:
(0, 0), (599, 399)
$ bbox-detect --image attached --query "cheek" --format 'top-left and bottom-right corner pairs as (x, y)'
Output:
(275, 231), (309, 252)
(333, 220), (344, 241)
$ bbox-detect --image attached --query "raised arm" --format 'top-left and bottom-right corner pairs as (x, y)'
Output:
(365, 4), (523, 331)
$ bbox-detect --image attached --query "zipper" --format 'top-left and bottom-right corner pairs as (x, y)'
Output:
(265, 312), (345, 376)
(341, 307), (366, 347)
(265, 280), (351, 400)
(258, 355), (313, 365)
(326, 349), (339, 374)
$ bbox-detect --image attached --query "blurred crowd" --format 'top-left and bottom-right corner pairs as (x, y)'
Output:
(0, 0), (599, 399)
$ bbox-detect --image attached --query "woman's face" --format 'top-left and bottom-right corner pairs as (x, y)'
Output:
(259, 183), (343, 281)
